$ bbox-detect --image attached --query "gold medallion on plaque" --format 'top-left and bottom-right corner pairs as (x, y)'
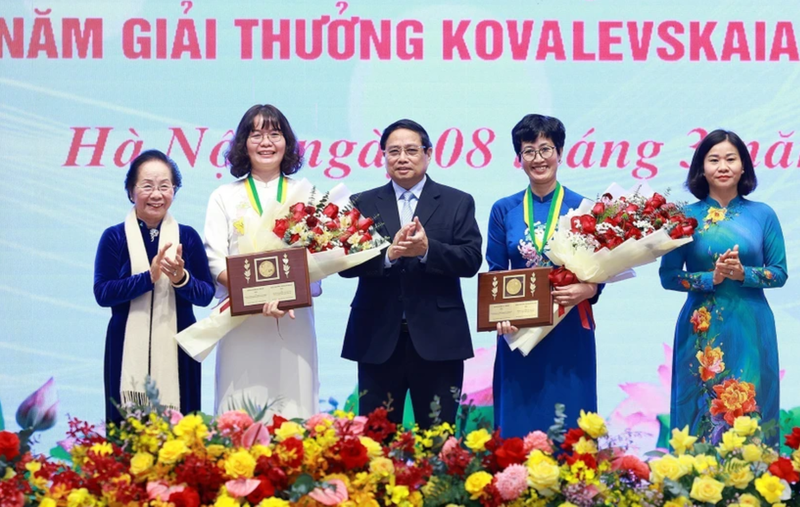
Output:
(256, 258), (278, 280)
(503, 274), (526, 299)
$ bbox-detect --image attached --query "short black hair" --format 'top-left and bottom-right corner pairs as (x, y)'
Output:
(380, 119), (432, 150)
(125, 149), (182, 203)
(511, 114), (566, 159)
(227, 104), (304, 179)
(686, 129), (757, 199)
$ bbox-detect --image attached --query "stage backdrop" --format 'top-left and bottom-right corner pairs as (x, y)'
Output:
(1, 0), (798, 453)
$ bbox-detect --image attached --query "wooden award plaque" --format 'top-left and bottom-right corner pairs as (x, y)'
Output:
(477, 267), (553, 332)
(225, 248), (312, 316)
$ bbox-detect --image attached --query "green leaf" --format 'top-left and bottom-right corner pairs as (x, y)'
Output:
(49, 445), (73, 463)
(779, 406), (800, 455)
(655, 413), (671, 449)
(288, 473), (317, 502)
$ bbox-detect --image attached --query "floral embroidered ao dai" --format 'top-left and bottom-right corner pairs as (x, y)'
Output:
(659, 196), (787, 446)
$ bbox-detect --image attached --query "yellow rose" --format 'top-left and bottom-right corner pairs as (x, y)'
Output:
(251, 444), (272, 459)
(359, 436), (383, 458)
(274, 421), (305, 441)
(736, 493), (762, 506)
(66, 488), (96, 507)
(206, 444), (227, 458)
(733, 416), (759, 437)
(259, 499), (292, 507)
(158, 439), (189, 465)
(669, 425), (697, 455)
(693, 454), (718, 474)
(718, 429), (746, 456)
(465, 428), (492, 452)
(754, 473), (785, 504)
(129, 451), (154, 475)
(726, 461), (754, 489)
(40, 499), (57, 507)
(465, 471), (493, 499)
(174, 414), (209, 443)
(369, 457), (395, 477)
(689, 476), (724, 504)
(224, 449), (256, 478)
(577, 410), (607, 439)
(573, 436), (598, 455)
(663, 498), (691, 507)
(742, 444), (763, 463)
(650, 455), (690, 483)
(528, 455), (561, 492)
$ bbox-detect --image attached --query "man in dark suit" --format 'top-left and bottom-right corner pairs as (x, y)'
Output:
(340, 119), (482, 428)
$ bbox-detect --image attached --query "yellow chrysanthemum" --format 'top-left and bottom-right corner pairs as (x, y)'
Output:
(89, 442), (114, 456)
(259, 499), (292, 507)
(359, 436), (383, 458)
(213, 494), (239, 507)
(577, 410), (607, 439)
(66, 488), (96, 507)
(464, 428), (492, 452)
(225, 449), (256, 478)
(669, 425), (697, 455)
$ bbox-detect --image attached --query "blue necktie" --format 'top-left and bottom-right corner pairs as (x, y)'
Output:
(400, 190), (416, 226)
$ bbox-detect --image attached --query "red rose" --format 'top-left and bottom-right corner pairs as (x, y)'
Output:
(268, 415), (289, 435)
(364, 407), (397, 443)
(289, 233), (300, 244)
(495, 437), (526, 469)
(346, 208), (361, 221)
(624, 227), (642, 240)
(325, 219), (340, 231)
(359, 233), (372, 244)
(0, 431), (20, 461)
(291, 202), (306, 214)
(611, 455), (650, 481)
(339, 437), (369, 470)
(169, 487), (201, 507)
(591, 202), (605, 216)
(564, 452), (597, 469)
(357, 217), (374, 232)
(642, 205), (655, 215)
(304, 205), (315, 216)
(624, 204), (639, 214)
(649, 193), (667, 208)
(246, 477), (276, 505)
(272, 218), (289, 238)
(601, 193), (613, 201)
(549, 267), (578, 287)
(785, 427), (800, 450)
(305, 215), (319, 228)
(561, 428), (585, 452)
(322, 203), (340, 219)
(687, 217), (699, 229)
(606, 236), (624, 249)
(769, 457), (799, 483)
(313, 226), (324, 235)
(579, 215), (596, 234)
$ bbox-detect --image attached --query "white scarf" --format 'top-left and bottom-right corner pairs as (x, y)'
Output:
(121, 208), (180, 409)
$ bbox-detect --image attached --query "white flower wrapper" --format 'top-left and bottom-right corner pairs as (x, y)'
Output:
(176, 179), (387, 361)
(504, 183), (692, 356)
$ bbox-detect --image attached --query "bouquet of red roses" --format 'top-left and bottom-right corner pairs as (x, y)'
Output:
(272, 197), (383, 254)
(506, 183), (695, 356)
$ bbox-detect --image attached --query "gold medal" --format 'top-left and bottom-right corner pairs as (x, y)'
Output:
(505, 278), (522, 296)
(258, 260), (276, 278)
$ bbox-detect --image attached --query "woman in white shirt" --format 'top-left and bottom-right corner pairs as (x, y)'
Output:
(204, 104), (320, 419)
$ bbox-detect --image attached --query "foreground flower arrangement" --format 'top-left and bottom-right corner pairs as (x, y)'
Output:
(2, 386), (800, 506)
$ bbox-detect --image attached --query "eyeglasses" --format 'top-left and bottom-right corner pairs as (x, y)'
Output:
(248, 130), (283, 144)
(520, 145), (556, 162)
(384, 145), (427, 160)
(136, 184), (175, 195)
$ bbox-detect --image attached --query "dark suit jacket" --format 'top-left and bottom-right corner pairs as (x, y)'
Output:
(340, 177), (482, 364)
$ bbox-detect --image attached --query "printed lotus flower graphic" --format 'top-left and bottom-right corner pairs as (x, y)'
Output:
(15, 377), (58, 432)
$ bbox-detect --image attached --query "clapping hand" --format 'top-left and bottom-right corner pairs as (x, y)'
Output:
(397, 217), (429, 258)
(387, 223), (417, 261)
(150, 242), (173, 283)
(714, 245), (744, 283)
(161, 244), (186, 284)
